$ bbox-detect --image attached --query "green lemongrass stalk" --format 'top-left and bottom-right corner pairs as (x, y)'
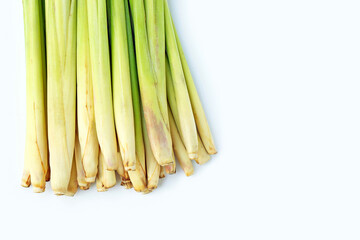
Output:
(97, 150), (117, 191)
(87, 0), (118, 171)
(130, 0), (173, 166)
(145, 0), (176, 170)
(116, 151), (133, 189)
(108, 0), (136, 171)
(159, 166), (166, 178)
(21, 0), (48, 193)
(144, 0), (167, 126)
(142, 111), (160, 190)
(65, 159), (78, 196)
(46, 0), (77, 195)
(77, 0), (99, 182)
(164, 0), (198, 159)
(169, 109), (194, 176)
(122, 0), (147, 192)
(168, 5), (217, 155)
(75, 130), (91, 190)
(166, 59), (211, 165)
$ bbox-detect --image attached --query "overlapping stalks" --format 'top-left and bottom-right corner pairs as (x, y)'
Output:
(21, 0), (216, 196)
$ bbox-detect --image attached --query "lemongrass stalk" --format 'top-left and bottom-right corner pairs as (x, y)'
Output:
(77, 2), (99, 178)
(169, 109), (194, 176)
(130, 0), (173, 166)
(123, 0), (147, 192)
(159, 166), (166, 179)
(46, 0), (77, 195)
(87, 0), (118, 171)
(108, 0), (136, 171)
(166, 59), (211, 164)
(97, 150), (117, 191)
(116, 152), (133, 189)
(75, 130), (91, 189)
(145, 0), (176, 169)
(195, 136), (211, 165)
(65, 159), (78, 196)
(168, 6), (216, 155)
(164, 0), (198, 159)
(144, 0), (167, 125)
(77, 0), (99, 182)
(21, 0), (48, 193)
(142, 111), (160, 190)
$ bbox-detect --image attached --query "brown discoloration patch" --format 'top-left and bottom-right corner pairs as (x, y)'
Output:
(143, 107), (168, 149)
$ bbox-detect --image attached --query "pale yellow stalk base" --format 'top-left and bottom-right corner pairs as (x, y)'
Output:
(97, 150), (117, 191)
(75, 132), (92, 188)
(169, 110), (194, 177)
(116, 152), (133, 189)
(65, 159), (78, 197)
(165, 159), (176, 175)
(195, 136), (211, 165)
(159, 166), (166, 179)
(128, 160), (147, 192)
(143, 112), (160, 190)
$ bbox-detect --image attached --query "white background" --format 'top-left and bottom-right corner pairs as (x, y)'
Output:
(1, 0), (360, 239)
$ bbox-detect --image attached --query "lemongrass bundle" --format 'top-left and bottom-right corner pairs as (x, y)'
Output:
(77, 0), (99, 182)
(87, 0), (118, 171)
(164, 0), (198, 160)
(21, 0), (48, 193)
(46, 0), (77, 195)
(21, 0), (216, 196)
(130, 0), (173, 166)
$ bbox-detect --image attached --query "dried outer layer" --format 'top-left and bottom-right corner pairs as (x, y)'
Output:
(167, 2), (217, 155)
(159, 166), (166, 179)
(166, 58), (211, 165)
(169, 109), (194, 176)
(22, 0), (48, 193)
(65, 159), (78, 197)
(77, 0), (99, 182)
(130, 0), (173, 166)
(87, 0), (118, 171)
(75, 131), (92, 188)
(97, 150), (117, 192)
(108, 0), (136, 171)
(143, 111), (160, 190)
(165, 161), (176, 175)
(116, 152), (133, 189)
(123, 0), (147, 192)
(46, 0), (77, 195)
(164, 0), (198, 159)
